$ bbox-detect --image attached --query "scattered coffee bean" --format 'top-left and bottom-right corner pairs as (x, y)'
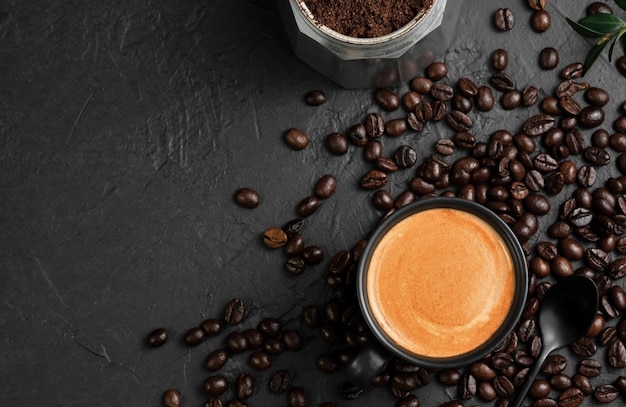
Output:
(410, 76), (433, 94)
(490, 48), (509, 71)
(148, 328), (169, 347)
(326, 132), (349, 155)
(531, 9), (551, 32)
(425, 61), (448, 81)
(539, 47), (559, 70)
(203, 375), (230, 396)
(314, 175), (337, 199)
(263, 227), (288, 249)
(395, 145), (418, 168)
(284, 128), (309, 150)
(234, 188), (260, 209)
(594, 384), (619, 403)
(494, 8), (515, 31)
(162, 389), (182, 407)
(305, 90), (326, 106)
(360, 169), (388, 189)
(269, 370), (289, 394)
(287, 387), (307, 407)
(374, 88), (400, 111)
(224, 298), (246, 325)
(185, 327), (205, 346)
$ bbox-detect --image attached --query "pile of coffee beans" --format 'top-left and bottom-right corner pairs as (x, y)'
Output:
(150, 1), (626, 406)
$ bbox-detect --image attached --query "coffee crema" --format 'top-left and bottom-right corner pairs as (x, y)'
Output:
(366, 207), (516, 358)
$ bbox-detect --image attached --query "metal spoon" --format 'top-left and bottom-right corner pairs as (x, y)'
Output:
(511, 274), (599, 407)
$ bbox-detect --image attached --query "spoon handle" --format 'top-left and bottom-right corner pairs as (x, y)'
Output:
(510, 345), (556, 407)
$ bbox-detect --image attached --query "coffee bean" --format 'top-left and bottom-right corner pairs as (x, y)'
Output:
(431, 82), (454, 101)
(204, 375), (230, 396)
(530, 379), (552, 399)
(558, 387), (584, 407)
(163, 389), (182, 407)
(360, 169), (388, 189)
(610, 285), (626, 309)
(425, 61), (448, 81)
(447, 110), (473, 131)
(572, 337), (597, 356)
(437, 369), (461, 386)
(490, 72), (515, 91)
(385, 118), (407, 137)
(559, 97), (582, 116)
(523, 85), (539, 106)
(618, 153), (626, 174)
(375, 156), (399, 173)
(287, 387), (307, 407)
(410, 76), (433, 94)
(185, 327), (205, 346)
(584, 146), (610, 166)
(494, 8), (515, 31)
(415, 101), (434, 122)
(263, 227), (288, 249)
(457, 374), (476, 399)
(609, 258), (626, 278)
(542, 354), (567, 375)
(584, 87), (609, 107)
(452, 93), (473, 113)
(205, 348), (229, 371)
(579, 106), (605, 128)
(561, 63), (584, 80)
(435, 138), (455, 155)
(269, 370), (289, 394)
(326, 132), (349, 155)
(257, 318), (281, 337)
(490, 48), (509, 71)
(493, 375), (515, 398)
(618, 55), (626, 76)
(432, 100), (447, 121)
(397, 395), (420, 407)
(234, 188), (260, 209)
(372, 190), (394, 210)
(223, 299), (245, 325)
(476, 86), (495, 111)
(615, 376), (626, 395)
(557, 79), (590, 98)
(594, 384), (619, 403)
(608, 339), (626, 368)
(363, 113), (384, 139)
(614, 116), (626, 132)
(148, 328), (169, 347)
(539, 47), (559, 70)
(284, 128), (309, 150)
(283, 218), (305, 237)
(285, 256), (305, 275)
(501, 90), (522, 110)
(524, 114), (556, 136)
(296, 196), (320, 217)
(341, 382), (364, 400)
(401, 91), (422, 111)
(305, 90), (326, 106)
(236, 372), (255, 399)
(282, 330), (302, 351)
(347, 124), (367, 146)
(284, 234), (305, 256)
(531, 9), (551, 32)
(312, 175), (337, 199)
(395, 145), (417, 168)
(374, 88), (400, 111)
(550, 373), (572, 391)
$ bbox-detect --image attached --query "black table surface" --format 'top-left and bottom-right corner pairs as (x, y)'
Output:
(2, 1), (626, 406)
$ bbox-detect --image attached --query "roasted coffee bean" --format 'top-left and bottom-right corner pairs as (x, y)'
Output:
(447, 110), (473, 131)
(586, 247), (611, 272)
(493, 375), (515, 398)
(545, 171), (564, 195)
(372, 190), (395, 210)
(528, 0), (547, 10)
(395, 145), (417, 168)
(284, 128), (309, 150)
(425, 61), (448, 81)
(614, 116), (626, 132)
(577, 165), (596, 187)
(452, 93), (473, 113)
(340, 382), (363, 400)
(599, 326), (618, 346)
(374, 156), (399, 173)
(234, 188), (260, 209)
(579, 106), (605, 128)
(517, 318), (537, 342)
(263, 227), (288, 249)
(540, 97), (562, 115)
(431, 100), (447, 121)
(531, 9), (552, 32)
(410, 76), (433, 94)
(235, 372), (255, 399)
(525, 114), (556, 136)
(588, 1), (614, 14)
(243, 329), (263, 349)
(550, 373), (572, 391)
(226, 331), (248, 353)
(375, 88), (400, 111)
(301, 246), (323, 264)
(542, 354), (567, 375)
(558, 387), (584, 407)
(608, 258), (626, 279)
(491, 48), (509, 71)
(297, 196), (320, 217)
(364, 113), (384, 139)
(257, 318), (281, 337)
(431, 82), (454, 101)
(394, 191), (415, 208)
(437, 369), (461, 386)
(585, 87), (610, 107)
(525, 170), (545, 192)
(608, 339), (626, 368)
(385, 118), (408, 137)
(618, 56), (626, 76)
(490, 72), (516, 91)
(523, 85), (539, 106)
(184, 327), (205, 346)
(264, 337), (285, 355)
(204, 348), (229, 372)
(163, 389), (182, 407)
(492, 352), (515, 369)
(533, 153), (558, 172)
(457, 374), (476, 399)
(415, 101), (434, 122)
(529, 379), (552, 399)
(618, 153), (626, 173)
(397, 394), (420, 407)
(360, 170), (388, 189)
(314, 175), (338, 199)
(539, 47), (559, 70)
(269, 370), (289, 394)
(494, 8), (515, 31)
(401, 91), (422, 111)
(315, 354), (338, 373)
(552, 255), (574, 278)
(501, 90), (522, 110)
(285, 256), (305, 275)
(458, 77), (478, 97)
(577, 358), (602, 377)
(476, 85), (495, 111)
(584, 146), (610, 166)
(610, 285), (626, 310)
(616, 375), (626, 395)
(439, 401), (463, 407)
(435, 138), (455, 155)
(559, 97), (581, 116)
(203, 375), (230, 396)
(594, 384), (619, 403)
(559, 238), (584, 260)
(571, 337), (597, 356)
(326, 132), (349, 155)
(148, 328), (169, 347)
(347, 124), (368, 146)
(561, 63), (584, 80)
(284, 234), (305, 256)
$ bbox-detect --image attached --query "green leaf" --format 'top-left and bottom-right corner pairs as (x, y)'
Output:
(609, 29), (626, 61)
(622, 30), (626, 54)
(577, 13), (624, 34)
(566, 17), (605, 38)
(583, 42), (609, 75)
(615, 0), (626, 11)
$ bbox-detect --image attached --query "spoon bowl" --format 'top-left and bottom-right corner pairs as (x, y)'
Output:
(511, 275), (599, 407)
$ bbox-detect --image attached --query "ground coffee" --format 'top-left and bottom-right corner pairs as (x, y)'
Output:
(303, 0), (434, 38)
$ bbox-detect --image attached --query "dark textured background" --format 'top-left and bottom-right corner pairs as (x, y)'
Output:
(1, 1), (625, 406)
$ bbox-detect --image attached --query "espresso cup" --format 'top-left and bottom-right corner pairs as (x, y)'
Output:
(355, 197), (528, 373)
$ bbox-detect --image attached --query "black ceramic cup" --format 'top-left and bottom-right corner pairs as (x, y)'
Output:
(347, 197), (528, 387)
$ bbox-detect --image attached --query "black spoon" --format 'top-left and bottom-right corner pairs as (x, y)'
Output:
(511, 275), (599, 407)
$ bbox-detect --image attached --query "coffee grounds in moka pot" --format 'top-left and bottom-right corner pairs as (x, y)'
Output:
(303, 0), (434, 38)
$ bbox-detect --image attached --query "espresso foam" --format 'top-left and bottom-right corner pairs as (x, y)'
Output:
(366, 207), (516, 358)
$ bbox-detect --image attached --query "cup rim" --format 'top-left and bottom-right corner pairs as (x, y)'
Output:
(357, 197), (528, 368)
